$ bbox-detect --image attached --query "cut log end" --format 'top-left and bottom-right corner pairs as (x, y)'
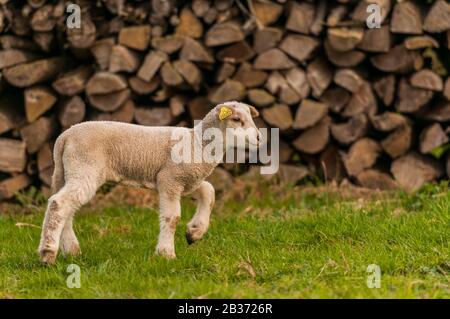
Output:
(342, 138), (381, 177)
(391, 153), (443, 192)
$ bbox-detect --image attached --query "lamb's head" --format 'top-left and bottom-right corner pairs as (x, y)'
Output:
(205, 101), (262, 149)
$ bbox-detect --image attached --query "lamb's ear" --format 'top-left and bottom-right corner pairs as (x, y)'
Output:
(218, 105), (234, 121)
(248, 105), (259, 118)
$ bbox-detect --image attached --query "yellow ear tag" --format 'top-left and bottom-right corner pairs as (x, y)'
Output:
(219, 106), (233, 121)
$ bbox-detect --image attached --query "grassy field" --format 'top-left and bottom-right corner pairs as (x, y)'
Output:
(0, 182), (449, 298)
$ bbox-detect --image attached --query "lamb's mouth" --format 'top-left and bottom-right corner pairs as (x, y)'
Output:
(246, 141), (261, 148)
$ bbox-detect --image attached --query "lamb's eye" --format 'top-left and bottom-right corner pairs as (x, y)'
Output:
(232, 117), (241, 123)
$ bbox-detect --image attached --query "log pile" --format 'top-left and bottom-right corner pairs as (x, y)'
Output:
(1, 0), (450, 200)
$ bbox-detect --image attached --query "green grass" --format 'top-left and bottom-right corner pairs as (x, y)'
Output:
(0, 183), (449, 298)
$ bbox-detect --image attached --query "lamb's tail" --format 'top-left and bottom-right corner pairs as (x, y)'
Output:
(51, 135), (67, 194)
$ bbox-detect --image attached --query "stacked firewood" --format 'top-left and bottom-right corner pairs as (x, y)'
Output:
(0, 0), (449, 200)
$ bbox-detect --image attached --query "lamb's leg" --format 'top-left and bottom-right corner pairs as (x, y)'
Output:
(59, 214), (80, 257)
(186, 181), (215, 244)
(155, 190), (181, 259)
(38, 180), (97, 265)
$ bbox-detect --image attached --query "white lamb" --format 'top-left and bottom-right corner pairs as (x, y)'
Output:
(38, 101), (261, 265)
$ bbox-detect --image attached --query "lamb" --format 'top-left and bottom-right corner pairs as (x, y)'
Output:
(38, 101), (261, 265)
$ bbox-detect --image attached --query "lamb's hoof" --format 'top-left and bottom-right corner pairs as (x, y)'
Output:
(61, 243), (81, 257)
(185, 231), (195, 245)
(40, 250), (57, 266)
(155, 247), (176, 259)
(186, 223), (207, 245)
